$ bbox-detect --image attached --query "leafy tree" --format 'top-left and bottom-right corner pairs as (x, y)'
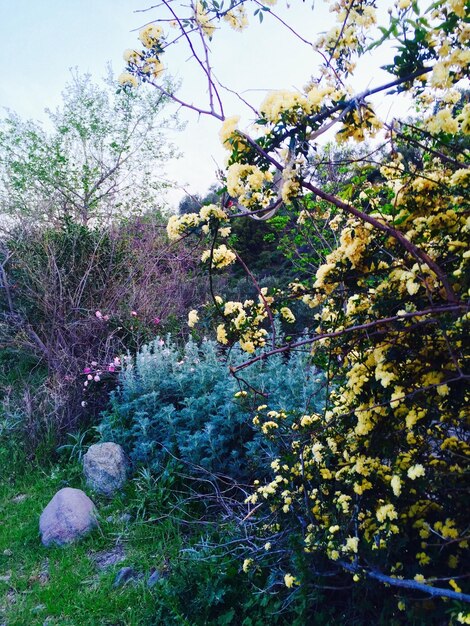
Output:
(0, 70), (181, 227)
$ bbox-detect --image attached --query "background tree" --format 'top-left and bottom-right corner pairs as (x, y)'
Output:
(0, 70), (181, 228)
(0, 71), (207, 454)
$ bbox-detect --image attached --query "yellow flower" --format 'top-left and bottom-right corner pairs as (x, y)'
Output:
(123, 49), (141, 64)
(450, 579), (462, 593)
(117, 72), (138, 88)
(138, 23), (163, 48)
(260, 90), (309, 123)
(449, 0), (466, 18)
(284, 573), (297, 588)
(216, 324), (228, 345)
(195, 1), (216, 38)
(199, 204), (227, 221)
(166, 212), (201, 240)
(280, 307), (296, 323)
(187, 310), (199, 328)
(219, 115), (241, 147)
(143, 57), (164, 79)
(223, 6), (249, 32)
(407, 464), (425, 480)
(242, 558), (253, 573)
(391, 475), (401, 497)
(201, 244), (236, 268)
(376, 503), (398, 523)
(344, 536), (359, 553)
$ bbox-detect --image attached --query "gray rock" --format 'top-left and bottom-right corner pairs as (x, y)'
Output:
(91, 544), (125, 570)
(113, 566), (140, 587)
(39, 488), (98, 547)
(11, 493), (27, 503)
(83, 442), (128, 496)
(147, 570), (161, 588)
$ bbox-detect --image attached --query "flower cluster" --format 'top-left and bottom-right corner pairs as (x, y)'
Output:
(241, 145), (469, 604)
(226, 163), (276, 210)
(120, 23), (165, 87)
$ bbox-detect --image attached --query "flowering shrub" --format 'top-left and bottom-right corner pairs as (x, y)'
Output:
(122, 0), (470, 618)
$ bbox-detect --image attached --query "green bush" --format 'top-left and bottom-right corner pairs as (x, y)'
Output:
(98, 334), (325, 480)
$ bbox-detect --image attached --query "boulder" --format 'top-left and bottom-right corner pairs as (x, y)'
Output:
(83, 442), (128, 496)
(39, 488), (97, 547)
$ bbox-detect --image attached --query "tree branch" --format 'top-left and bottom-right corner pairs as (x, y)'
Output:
(231, 304), (468, 373)
(339, 560), (470, 603)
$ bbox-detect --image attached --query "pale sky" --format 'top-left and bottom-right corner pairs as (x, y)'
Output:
(0, 1), (405, 206)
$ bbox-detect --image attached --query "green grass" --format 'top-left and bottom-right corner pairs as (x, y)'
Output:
(0, 448), (337, 626)
(0, 457), (188, 626)
(0, 453), (293, 626)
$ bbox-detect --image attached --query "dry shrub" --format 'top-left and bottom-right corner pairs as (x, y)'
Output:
(0, 213), (206, 450)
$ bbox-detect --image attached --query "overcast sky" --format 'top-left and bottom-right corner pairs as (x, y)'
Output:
(0, 1), (403, 206)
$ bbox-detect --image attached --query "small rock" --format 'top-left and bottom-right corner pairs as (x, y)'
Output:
(6, 588), (16, 604)
(91, 544), (126, 570)
(113, 566), (140, 588)
(39, 488), (98, 547)
(119, 513), (132, 524)
(83, 442), (128, 497)
(11, 493), (28, 503)
(0, 574), (11, 583)
(3, 549), (12, 557)
(147, 570), (161, 588)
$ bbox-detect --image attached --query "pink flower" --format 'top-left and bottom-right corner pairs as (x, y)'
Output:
(95, 311), (103, 319)
(108, 365), (116, 373)
(83, 367), (91, 374)
(131, 311), (137, 317)
(91, 361), (98, 367)
(152, 317), (161, 325)
(94, 375), (101, 382)
(158, 339), (165, 346)
(87, 374), (93, 381)
(113, 357), (121, 366)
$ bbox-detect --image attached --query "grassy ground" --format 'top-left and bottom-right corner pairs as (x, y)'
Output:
(0, 449), (301, 626)
(0, 457), (188, 626)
